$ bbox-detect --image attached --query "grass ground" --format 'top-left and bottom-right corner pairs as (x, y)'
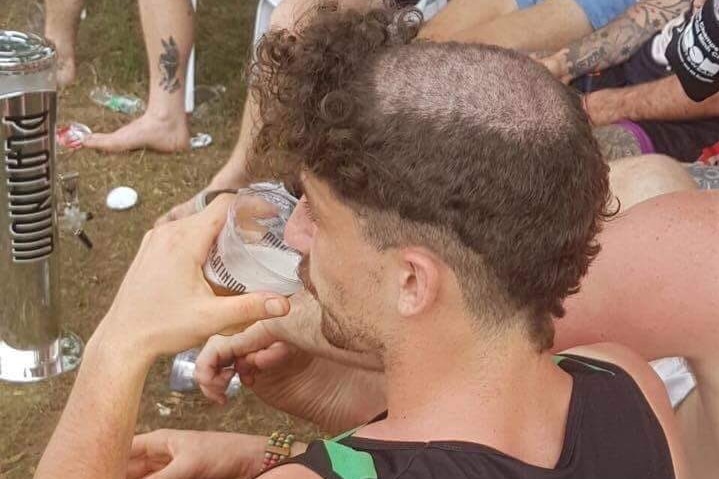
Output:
(0, 1), (319, 477)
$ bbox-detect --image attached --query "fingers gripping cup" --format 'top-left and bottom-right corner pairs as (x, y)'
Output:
(171, 184), (301, 393)
(203, 183), (302, 299)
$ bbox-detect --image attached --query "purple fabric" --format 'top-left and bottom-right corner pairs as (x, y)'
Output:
(616, 120), (655, 154)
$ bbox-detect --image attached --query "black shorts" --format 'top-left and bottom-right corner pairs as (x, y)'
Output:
(572, 37), (719, 163)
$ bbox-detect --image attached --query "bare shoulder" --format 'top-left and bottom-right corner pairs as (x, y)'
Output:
(621, 189), (719, 231)
(560, 342), (687, 478)
(561, 343), (667, 399)
(259, 463), (324, 479)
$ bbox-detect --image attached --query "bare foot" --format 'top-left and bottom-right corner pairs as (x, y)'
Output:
(56, 57), (77, 89)
(83, 113), (191, 153)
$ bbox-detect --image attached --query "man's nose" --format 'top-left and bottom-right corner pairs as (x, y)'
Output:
(285, 196), (313, 254)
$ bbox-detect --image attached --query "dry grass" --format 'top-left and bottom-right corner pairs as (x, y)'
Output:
(0, 1), (319, 477)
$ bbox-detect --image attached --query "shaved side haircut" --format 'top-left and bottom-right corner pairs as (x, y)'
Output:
(248, 4), (612, 350)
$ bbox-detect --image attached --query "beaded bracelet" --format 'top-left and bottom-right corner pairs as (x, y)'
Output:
(261, 431), (295, 470)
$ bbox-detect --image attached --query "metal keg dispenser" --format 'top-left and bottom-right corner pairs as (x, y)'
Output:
(0, 30), (90, 382)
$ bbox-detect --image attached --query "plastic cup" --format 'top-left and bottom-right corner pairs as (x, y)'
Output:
(202, 183), (301, 332)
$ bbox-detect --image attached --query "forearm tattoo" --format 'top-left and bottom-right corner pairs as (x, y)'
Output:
(564, 0), (691, 79)
(593, 125), (643, 161)
(159, 36), (181, 93)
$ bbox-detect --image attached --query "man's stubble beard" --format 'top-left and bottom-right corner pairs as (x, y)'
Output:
(297, 255), (363, 351)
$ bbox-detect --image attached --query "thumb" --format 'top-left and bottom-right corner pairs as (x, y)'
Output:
(208, 293), (290, 336)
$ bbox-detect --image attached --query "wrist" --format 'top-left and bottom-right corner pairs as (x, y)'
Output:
(257, 432), (308, 472)
(87, 316), (158, 369)
(583, 90), (618, 127)
(207, 169), (248, 191)
(78, 332), (154, 396)
(240, 434), (272, 476)
(621, 87), (642, 122)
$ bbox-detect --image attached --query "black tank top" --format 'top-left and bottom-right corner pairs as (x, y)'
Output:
(279, 355), (674, 479)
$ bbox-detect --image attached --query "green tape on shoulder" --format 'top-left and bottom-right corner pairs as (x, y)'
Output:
(322, 440), (378, 479)
(554, 354), (615, 375)
(331, 424), (362, 442)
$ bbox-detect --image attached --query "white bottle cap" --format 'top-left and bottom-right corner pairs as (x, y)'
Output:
(106, 186), (139, 211)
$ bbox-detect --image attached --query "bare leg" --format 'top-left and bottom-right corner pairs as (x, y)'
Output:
(44, 0), (85, 88)
(84, 0), (192, 153)
(608, 154), (698, 212)
(418, 0), (518, 42)
(555, 187), (719, 479)
(156, 0), (379, 224)
(593, 125), (643, 162)
(453, 0), (593, 51)
(156, 0), (591, 222)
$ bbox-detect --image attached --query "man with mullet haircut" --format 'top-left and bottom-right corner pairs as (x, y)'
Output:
(34, 5), (686, 479)
(245, 7), (684, 478)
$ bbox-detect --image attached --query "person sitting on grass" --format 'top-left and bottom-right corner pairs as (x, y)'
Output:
(187, 156), (718, 479)
(535, 0), (719, 163)
(142, 0), (640, 222)
(34, 6), (686, 479)
(45, 0), (636, 154)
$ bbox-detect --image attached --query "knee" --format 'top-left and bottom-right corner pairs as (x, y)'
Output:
(269, 0), (316, 30)
(270, 0), (384, 30)
(615, 154), (696, 188)
(609, 154), (698, 211)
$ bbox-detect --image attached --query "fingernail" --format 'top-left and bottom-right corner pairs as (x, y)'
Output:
(265, 297), (286, 316)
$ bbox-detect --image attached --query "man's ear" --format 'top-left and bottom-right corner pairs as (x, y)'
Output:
(396, 248), (441, 317)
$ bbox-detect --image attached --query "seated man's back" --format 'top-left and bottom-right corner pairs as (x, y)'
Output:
(272, 347), (680, 479)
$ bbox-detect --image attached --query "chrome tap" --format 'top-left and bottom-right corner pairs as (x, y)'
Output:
(58, 172), (93, 249)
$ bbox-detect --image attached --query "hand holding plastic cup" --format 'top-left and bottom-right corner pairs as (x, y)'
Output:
(202, 183), (302, 334)
(171, 184), (301, 394)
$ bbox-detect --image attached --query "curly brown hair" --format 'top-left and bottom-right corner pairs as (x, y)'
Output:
(247, 3), (612, 350)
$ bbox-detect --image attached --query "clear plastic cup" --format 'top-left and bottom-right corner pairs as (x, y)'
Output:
(180, 184), (301, 391)
(202, 183), (302, 299)
(56, 122), (92, 151)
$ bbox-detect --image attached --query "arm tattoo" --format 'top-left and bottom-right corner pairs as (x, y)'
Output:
(593, 125), (643, 161)
(159, 36), (181, 93)
(564, 0), (691, 78)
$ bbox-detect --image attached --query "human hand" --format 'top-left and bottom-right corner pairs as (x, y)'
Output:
(156, 160), (250, 226)
(93, 194), (291, 361)
(195, 290), (386, 433)
(155, 193), (202, 226)
(201, 336), (386, 434)
(531, 50), (572, 84)
(582, 91), (622, 127)
(155, 188), (241, 226)
(126, 429), (268, 479)
(196, 289), (382, 403)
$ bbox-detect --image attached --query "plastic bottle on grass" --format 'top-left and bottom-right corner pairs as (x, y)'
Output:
(89, 86), (145, 115)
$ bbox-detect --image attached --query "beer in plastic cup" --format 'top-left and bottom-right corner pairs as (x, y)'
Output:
(202, 183), (302, 333)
